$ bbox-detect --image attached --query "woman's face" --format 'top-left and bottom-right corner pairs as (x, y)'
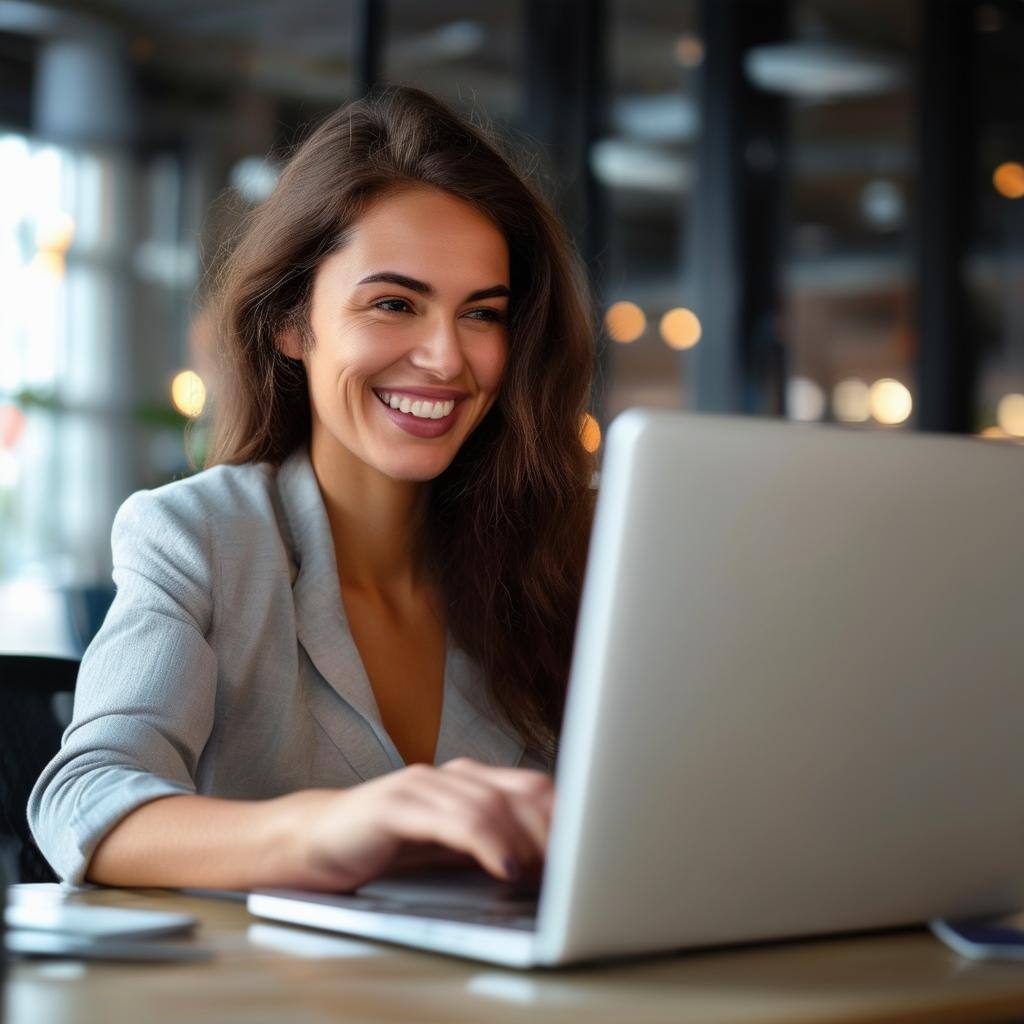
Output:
(282, 186), (510, 483)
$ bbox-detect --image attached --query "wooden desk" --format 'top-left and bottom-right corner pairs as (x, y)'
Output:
(8, 886), (1024, 1024)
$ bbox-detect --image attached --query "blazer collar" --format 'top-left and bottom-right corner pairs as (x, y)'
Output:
(275, 446), (525, 773)
(276, 446), (385, 740)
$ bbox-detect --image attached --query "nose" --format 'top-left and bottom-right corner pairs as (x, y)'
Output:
(408, 313), (465, 381)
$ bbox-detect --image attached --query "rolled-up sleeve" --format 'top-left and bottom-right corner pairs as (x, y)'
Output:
(28, 488), (219, 884)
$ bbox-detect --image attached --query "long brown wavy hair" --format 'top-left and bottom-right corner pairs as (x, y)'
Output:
(206, 85), (596, 760)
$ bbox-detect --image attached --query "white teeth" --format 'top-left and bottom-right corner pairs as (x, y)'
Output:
(376, 391), (457, 420)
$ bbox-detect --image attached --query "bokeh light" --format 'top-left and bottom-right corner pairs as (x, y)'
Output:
(868, 378), (912, 425)
(605, 301), (646, 343)
(996, 393), (1024, 437)
(0, 404), (26, 450)
(832, 378), (870, 423)
(171, 370), (206, 418)
(28, 250), (64, 278)
(659, 307), (702, 350)
(860, 179), (904, 229)
(674, 33), (704, 69)
(786, 377), (826, 421)
(34, 211), (75, 253)
(993, 162), (1024, 200)
(579, 413), (602, 453)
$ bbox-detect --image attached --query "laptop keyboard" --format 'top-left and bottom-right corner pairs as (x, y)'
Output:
(350, 870), (539, 931)
(339, 895), (538, 932)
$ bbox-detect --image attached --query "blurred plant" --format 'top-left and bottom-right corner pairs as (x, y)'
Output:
(13, 387), (189, 430)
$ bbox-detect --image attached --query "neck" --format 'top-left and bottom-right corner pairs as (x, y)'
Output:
(308, 424), (429, 597)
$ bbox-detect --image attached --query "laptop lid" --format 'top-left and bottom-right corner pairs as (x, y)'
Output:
(535, 409), (1024, 964)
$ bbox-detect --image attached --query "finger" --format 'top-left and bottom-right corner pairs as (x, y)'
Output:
(440, 758), (555, 798)
(423, 765), (552, 868)
(391, 794), (524, 882)
(390, 773), (538, 880)
(419, 772), (542, 868)
(439, 760), (554, 847)
(389, 764), (549, 875)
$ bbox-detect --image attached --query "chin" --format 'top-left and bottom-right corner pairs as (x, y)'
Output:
(376, 452), (456, 483)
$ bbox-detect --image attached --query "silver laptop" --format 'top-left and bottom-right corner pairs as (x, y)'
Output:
(248, 408), (1024, 967)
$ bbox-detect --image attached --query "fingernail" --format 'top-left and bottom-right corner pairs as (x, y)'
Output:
(503, 856), (521, 882)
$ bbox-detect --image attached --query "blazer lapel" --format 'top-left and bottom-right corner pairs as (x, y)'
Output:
(276, 446), (525, 774)
(276, 447), (398, 777)
(434, 644), (525, 768)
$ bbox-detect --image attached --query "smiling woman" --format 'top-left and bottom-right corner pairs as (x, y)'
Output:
(27, 85), (597, 893)
(279, 188), (512, 481)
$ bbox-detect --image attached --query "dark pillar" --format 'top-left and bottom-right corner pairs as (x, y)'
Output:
(689, 0), (789, 415)
(523, 0), (609, 416)
(913, 1), (976, 433)
(0, 31), (36, 132)
(354, 0), (385, 96)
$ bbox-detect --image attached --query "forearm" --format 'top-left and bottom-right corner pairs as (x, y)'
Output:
(84, 760), (554, 893)
(85, 789), (330, 890)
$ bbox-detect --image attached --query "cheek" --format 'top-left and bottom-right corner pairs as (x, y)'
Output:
(310, 332), (393, 391)
(471, 335), (509, 392)
(304, 349), (372, 420)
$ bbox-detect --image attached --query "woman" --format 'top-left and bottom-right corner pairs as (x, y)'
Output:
(28, 85), (596, 892)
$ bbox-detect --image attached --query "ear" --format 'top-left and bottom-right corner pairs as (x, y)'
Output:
(276, 324), (304, 361)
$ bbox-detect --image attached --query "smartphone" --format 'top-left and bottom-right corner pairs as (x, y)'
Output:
(930, 917), (1024, 960)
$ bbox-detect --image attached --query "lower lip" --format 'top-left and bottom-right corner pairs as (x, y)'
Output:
(375, 395), (462, 438)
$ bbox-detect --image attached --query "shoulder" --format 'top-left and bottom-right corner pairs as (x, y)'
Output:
(109, 460), (292, 623)
(112, 460), (284, 569)
(125, 460), (277, 521)
(116, 461), (279, 533)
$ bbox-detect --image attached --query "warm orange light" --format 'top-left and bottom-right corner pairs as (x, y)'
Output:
(35, 212), (75, 253)
(580, 413), (602, 453)
(0, 404), (26, 450)
(993, 162), (1024, 200)
(605, 301), (646, 343)
(997, 393), (1024, 437)
(674, 33), (704, 69)
(28, 251), (65, 278)
(171, 370), (206, 418)
(659, 307), (702, 350)
(868, 378), (913, 425)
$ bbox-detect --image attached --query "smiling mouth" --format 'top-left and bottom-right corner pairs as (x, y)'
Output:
(372, 389), (460, 420)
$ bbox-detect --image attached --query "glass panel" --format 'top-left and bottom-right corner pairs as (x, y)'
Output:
(0, 4), (358, 652)
(602, 0), (700, 422)
(385, 1), (522, 124)
(970, 2), (1024, 442)
(782, 0), (918, 430)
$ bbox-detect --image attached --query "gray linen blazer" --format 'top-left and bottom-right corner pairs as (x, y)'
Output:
(28, 446), (544, 885)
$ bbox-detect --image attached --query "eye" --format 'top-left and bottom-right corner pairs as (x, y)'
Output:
(464, 308), (507, 324)
(373, 297), (413, 314)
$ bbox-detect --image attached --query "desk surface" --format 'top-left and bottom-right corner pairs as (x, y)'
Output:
(8, 886), (1024, 1024)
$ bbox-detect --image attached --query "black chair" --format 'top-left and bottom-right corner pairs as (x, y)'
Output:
(0, 655), (79, 883)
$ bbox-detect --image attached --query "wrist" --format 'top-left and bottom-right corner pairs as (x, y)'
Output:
(257, 788), (336, 888)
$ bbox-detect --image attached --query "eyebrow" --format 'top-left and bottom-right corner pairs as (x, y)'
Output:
(356, 271), (510, 303)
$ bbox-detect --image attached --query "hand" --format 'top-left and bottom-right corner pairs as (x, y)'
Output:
(279, 757), (554, 892)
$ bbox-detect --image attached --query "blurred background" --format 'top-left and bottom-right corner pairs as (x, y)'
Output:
(0, 0), (1021, 657)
